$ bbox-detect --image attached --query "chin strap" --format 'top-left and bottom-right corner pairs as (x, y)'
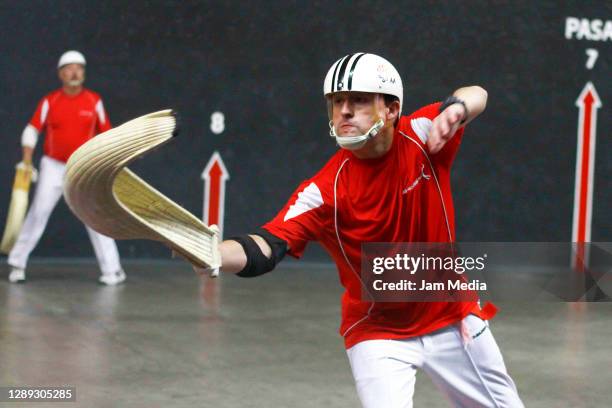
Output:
(329, 118), (385, 150)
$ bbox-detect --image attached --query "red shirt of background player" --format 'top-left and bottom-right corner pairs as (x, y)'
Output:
(29, 88), (111, 163)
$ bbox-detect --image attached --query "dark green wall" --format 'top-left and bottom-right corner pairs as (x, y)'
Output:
(1, 1), (610, 260)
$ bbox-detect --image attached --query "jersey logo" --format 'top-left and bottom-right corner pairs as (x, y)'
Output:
(410, 117), (432, 144)
(284, 182), (323, 221)
(79, 110), (94, 117)
(402, 164), (431, 194)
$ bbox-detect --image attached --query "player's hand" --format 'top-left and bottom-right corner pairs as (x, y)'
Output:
(427, 104), (466, 154)
(16, 161), (38, 183)
(171, 249), (220, 278)
(196, 265), (220, 278)
(170, 224), (221, 278)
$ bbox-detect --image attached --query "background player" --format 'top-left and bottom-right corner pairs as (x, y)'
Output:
(7, 50), (125, 285)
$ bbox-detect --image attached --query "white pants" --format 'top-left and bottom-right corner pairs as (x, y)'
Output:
(8, 156), (122, 275)
(347, 315), (524, 408)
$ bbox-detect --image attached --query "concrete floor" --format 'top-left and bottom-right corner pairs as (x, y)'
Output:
(0, 260), (610, 408)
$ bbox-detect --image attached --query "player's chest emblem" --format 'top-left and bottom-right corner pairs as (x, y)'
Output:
(402, 163), (431, 194)
(79, 110), (94, 117)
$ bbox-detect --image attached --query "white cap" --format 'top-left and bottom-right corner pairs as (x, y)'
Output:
(57, 50), (86, 69)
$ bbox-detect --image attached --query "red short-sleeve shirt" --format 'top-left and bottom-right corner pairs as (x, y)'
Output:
(29, 88), (111, 162)
(264, 103), (495, 349)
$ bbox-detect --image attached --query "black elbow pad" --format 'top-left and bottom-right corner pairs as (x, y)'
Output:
(229, 229), (287, 278)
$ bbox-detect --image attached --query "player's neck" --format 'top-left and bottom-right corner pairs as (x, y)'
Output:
(62, 85), (83, 96)
(351, 126), (394, 160)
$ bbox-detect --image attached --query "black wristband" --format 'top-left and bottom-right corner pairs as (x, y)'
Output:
(439, 96), (469, 124)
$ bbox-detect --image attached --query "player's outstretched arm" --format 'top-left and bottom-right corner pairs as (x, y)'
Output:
(194, 232), (287, 277)
(428, 86), (488, 154)
(216, 235), (272, 274)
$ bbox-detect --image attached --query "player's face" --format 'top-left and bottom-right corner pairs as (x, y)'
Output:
(331, 92), (384, 136)
(58, 64), (85, 87)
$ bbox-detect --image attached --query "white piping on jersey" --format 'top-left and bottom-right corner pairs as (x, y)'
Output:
(402, 131), (485, 324)
(399, 130), (453, 242)
(40, 99), (49, 125)
(284, 182), (323, 222)
(95, 100), (106, 125)
(334, 157), (376, 338)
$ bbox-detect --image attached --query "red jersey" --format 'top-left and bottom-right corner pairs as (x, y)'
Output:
(264, 103), (495, 349)
(29, 88), (112, 162)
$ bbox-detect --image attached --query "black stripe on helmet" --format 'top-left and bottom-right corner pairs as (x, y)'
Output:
(347, 53), (366, 90)
(331, 55), (349, 94)
(335, 53), (355, 91)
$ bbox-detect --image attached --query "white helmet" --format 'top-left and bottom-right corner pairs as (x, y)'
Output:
(57, 50), (86, 69)
(324, 53), (403, 150)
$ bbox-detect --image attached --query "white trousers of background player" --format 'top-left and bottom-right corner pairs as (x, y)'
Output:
(347, 315), (524, 408)
(8, 155), (122, 275)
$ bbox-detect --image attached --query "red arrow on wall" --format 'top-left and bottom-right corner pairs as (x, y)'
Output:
(572, 82), (601, 270)
(202, 151), (230, 238)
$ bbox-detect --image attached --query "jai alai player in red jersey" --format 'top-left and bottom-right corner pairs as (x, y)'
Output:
(195, 53), (523, 407)
(7, 50), (125, 285)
